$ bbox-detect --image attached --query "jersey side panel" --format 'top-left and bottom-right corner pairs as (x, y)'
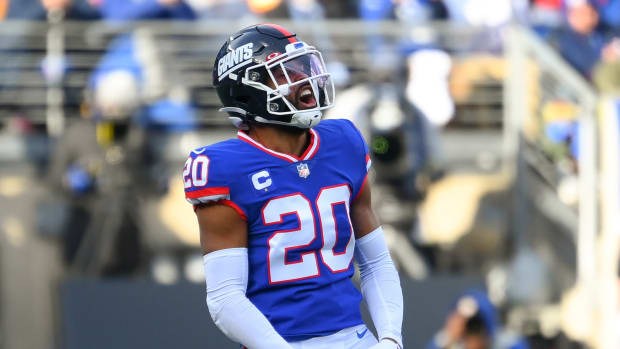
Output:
(337, 118), (371, 198)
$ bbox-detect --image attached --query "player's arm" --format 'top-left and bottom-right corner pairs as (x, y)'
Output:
(197, 203), (247, 253)
(197, 204), (293, 349)
(351, 181), (404, 349)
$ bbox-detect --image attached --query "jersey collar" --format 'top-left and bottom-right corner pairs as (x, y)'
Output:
(237, 128), (320, 163)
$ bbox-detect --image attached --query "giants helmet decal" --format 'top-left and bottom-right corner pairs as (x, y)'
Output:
(213, 24), (335, 129)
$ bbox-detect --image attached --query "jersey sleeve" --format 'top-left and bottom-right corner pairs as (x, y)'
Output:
(183, 146), (249, 220)
(340, 119), (372, 199)
(183, 147), (231, 205)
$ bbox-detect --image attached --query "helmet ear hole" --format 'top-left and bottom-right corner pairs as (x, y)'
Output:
(269, 103), (279, 112)
(249, 71), (261, 82)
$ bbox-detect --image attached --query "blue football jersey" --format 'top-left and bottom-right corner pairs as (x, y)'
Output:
(184, 118), (371, 342)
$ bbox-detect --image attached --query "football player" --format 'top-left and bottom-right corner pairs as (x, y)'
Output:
(184, 23), (403, 349)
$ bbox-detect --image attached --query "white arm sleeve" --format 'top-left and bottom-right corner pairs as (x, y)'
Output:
(203, 248), (293, 349)
(355, 226), (404, 348)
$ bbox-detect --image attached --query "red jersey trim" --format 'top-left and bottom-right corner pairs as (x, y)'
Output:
(193, 199), (248, 221)
(301, 129), (320, 160)
(353, 173), (369, 202)
(218, 199), (248, 221)
(237, 129), (320, 163)
(185, 186), (230, 199)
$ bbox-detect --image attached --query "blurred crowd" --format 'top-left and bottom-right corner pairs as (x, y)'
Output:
(0, 1), (619, 349)
(0, 0), (618, 77)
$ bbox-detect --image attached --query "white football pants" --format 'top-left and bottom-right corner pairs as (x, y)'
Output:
(289, 324), (378, 349)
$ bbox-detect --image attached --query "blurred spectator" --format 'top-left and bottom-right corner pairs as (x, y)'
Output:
(5, 0), (99, 19)
(405, 46), (453, 171)
(594, 0), (620, 30)
(246, 0), (285, 15)
(287, 0), (350, 86)
(96, 0), (195, 20)
(90, 31), (197, 130)
(546, 0), (618, 79)
(398, 0), (449, 22)
(441, 0), (527, 27)
(87, 30), (197, 194)
(441, 0), (529, 53)
(0, 0), (99, 140)
(541, 99), (580, 166)
(357, 0), (452, 172)
(593, 37), (620, 93)
(322, 0), (357, 18)
(185, 0), (252, 20)
(46, 69), (149, 276)
(0, 0), (7, 19)
(359, 0), (448, 23)
(43, 26), (196, 275)
(359, 0), (448, 70)
(427, 290), (529, 349)
(359, 0), (395, 21)
(529, 0), (564, 31)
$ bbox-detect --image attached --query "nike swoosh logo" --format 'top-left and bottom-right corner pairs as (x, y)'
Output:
(356, 329), (368, 339)
(192, 147), (206, 155)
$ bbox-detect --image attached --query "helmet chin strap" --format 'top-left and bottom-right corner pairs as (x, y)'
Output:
(220, 106), (250, 130)
(253, 110), (322, 129)
(290, 110), (322, 128)
(220, 106), (322, 129)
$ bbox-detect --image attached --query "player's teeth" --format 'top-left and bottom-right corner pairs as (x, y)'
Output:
(301, 90), (311, 97)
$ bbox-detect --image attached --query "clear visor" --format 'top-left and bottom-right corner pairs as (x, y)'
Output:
(253, 51), (335, 115)
(269, 53), (326, 84)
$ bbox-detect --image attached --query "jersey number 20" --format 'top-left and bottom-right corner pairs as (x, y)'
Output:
(262, 184), (355, 284)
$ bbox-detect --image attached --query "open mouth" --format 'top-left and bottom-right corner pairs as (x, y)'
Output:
(297, 85), (317, 109)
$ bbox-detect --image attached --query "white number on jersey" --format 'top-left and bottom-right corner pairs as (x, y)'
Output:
(263, 194), (319, 284)
(184, 155), (210, 188)
(263, 184), (355, 284)
(183, 157), (192, 189)
(317, 185), (355, 273)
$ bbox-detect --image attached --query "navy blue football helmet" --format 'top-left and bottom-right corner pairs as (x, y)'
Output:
(213, 24), (335, 129)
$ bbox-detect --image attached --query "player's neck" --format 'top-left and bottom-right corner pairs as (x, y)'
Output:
(248, 124), (310, 158)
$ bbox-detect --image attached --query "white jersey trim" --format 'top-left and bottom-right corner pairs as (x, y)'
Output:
(186, 194), (230, 205)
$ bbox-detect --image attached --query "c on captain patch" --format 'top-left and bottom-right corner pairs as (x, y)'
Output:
(251, 170), (272, 190)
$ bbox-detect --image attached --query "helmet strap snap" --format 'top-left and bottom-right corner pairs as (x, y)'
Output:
(249, 71), (261, 81)
(269, 103), (279, 112)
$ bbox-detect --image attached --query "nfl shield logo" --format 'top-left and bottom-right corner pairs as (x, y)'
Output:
(297, 163), (310, 178)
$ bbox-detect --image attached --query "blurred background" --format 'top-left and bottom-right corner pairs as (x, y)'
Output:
(0, 0), (619, 348)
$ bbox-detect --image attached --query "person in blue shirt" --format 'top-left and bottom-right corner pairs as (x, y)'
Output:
(547, 0), (617, 79)
(426, 290), (529, 349)
(184, 24), (404, 349)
